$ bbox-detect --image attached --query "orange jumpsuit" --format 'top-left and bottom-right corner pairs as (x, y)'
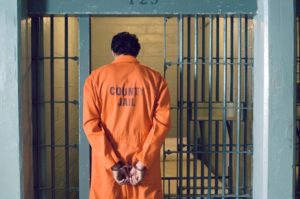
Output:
(83, 55), (171, 199)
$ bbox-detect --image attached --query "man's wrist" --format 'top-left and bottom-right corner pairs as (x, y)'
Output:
(135, 161), (145, 171)
(111, 161), (124, 171)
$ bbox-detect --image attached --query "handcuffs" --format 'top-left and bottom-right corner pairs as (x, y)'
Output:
(111, 161), (144, 182)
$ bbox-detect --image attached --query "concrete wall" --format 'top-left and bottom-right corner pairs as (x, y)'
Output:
(0, 0), (32, 198)
(253, 0), (295, 198)
(0, 1), (21, 197)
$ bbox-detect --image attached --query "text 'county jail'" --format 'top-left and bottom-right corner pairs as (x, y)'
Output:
(109, 86), (144, 107)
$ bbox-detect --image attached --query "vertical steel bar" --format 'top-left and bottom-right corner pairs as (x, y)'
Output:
(201, 16), (206, 197)
(297, 19), (299, 196)
(163, 16), (167, 79)
(50, 15), (55, 199)
(168, 179), (170, 197)
(228, 13), (235, 191)
(193, 14), (199, 198)
(298, 18), (300, 195)
(79, 16), (91, 199)
(38, 17), (46, 199)
(230, 16), (234, 102)
(201, 17), (206, 102)
(216, 16), (220, 101)
(176, 16), (180, 195)
(235, 16), (242, 199)
(215, 16), (220, 195)
(64, 15), (70, 199)
(298, 16), (300, 192)
(229, 16), (234, 194)
(297, 16), (299, 196)
(186, 16), (191, 196)
(208, 15), (213, 198)
(31, 16), (40, 199)
(243, 16), (249, 194)
(178, 14), (184, 196)
(162, 16), (167, 195)
(222, 15), (227, 199)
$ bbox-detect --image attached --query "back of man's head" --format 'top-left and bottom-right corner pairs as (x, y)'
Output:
(111, 32), (141, 57)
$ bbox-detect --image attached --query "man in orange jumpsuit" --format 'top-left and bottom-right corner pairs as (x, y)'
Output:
(83, 32), (171, 199)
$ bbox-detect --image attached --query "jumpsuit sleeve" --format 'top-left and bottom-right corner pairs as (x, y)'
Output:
(83, 75), (120, 169)
(135, 77), (171, 168)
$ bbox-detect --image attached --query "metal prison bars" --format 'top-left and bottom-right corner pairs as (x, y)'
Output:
(31, 15), (253, 199)
(32, 16), (79, 199)
(162, 15), (253, 199)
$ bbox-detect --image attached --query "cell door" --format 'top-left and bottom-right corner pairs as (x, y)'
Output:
(31, 14), (254, 199)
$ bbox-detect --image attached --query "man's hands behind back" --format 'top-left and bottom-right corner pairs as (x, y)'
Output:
(111, 161), (145, 186)
(112, 165), (131, 185)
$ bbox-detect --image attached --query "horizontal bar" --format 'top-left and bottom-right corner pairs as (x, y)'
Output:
(181, 186), (252, 191)
(33, 56), (79, 61)
(173, 101), (253, 105)
(162, 176), (229, 180)
(162, 194), (251, 198)
(169, 143), (253, 147)
(164, 150), (253, 154)
(194, 106), (251, 110)
(34, 144), (78, 148)
(174, 101), (253, 104)
(35, 100), (78, 105)
(28, 0), (256, 15)
(165, 57), (254, 61)
(183, 57), (254, 60)
(36, 187), (79, 191)
(170, 106), (253, 111)
(164, 60), (254, 65)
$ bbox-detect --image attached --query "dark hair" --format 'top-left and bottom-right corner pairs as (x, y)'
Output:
(111, 32), (141, 57)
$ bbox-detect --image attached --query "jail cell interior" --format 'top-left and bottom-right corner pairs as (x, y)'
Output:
(160, 16), (253, 198)
(32, 15), (253, 199)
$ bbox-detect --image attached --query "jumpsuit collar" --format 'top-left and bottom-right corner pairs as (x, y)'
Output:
(112, 55), (139, 64)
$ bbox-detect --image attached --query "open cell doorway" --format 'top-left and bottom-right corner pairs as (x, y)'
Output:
(32, 15), (254, 199)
